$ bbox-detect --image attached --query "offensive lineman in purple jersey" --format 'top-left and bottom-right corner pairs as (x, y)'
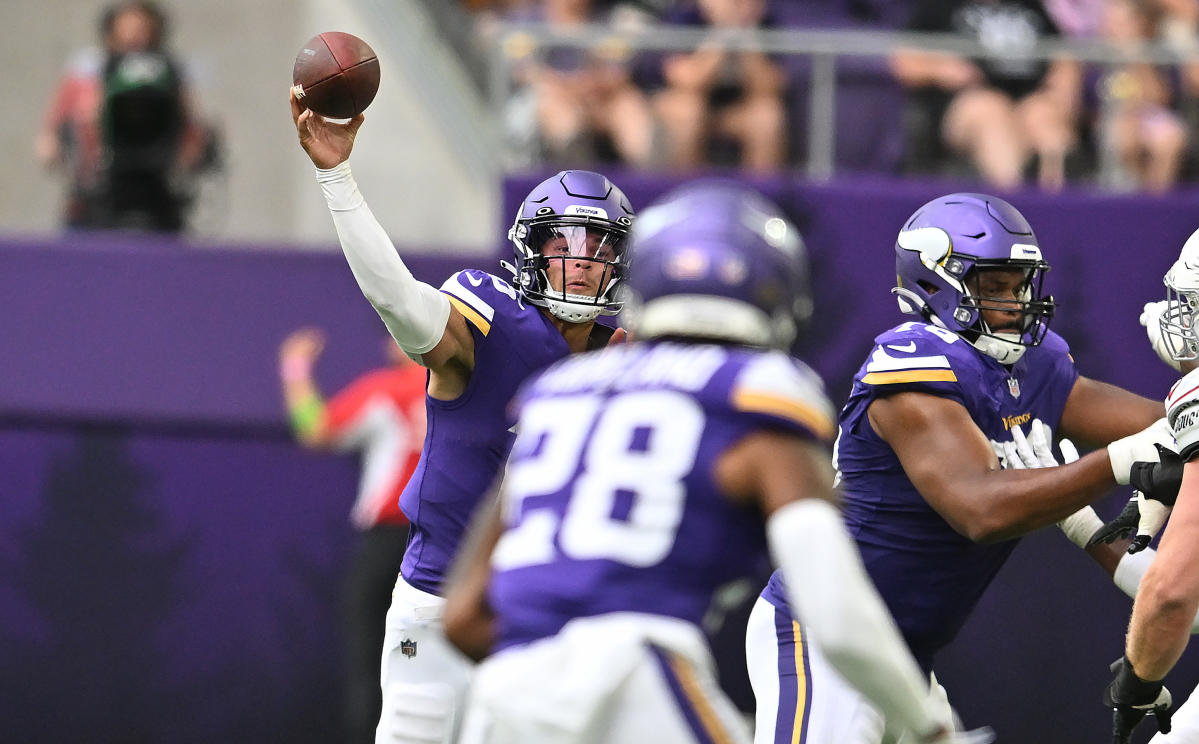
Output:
(291, 92), (633, 743)
(443, 182), (991, 744)
(746, 193), (1173, 743)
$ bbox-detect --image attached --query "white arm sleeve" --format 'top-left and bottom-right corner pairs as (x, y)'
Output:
(1114, 548), (1156, 599)
(316, 163), (451, 355)
(767, 499), (947, 740)
(1113, 549), (1199, 635)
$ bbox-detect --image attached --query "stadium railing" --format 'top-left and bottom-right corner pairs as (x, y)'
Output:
(485, 21), (1197, 186)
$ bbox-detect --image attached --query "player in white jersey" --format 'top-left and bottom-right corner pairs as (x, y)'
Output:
(1051, 228), (1199, 743)
(443, 181), (992, 744)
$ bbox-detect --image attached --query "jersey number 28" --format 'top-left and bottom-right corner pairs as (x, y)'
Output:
(493, 391), (703, 570)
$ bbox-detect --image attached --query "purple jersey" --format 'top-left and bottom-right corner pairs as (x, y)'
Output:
(763, 321), (1078, 673)
(400, 270), (610, 595)
(488, 342), (836, 651)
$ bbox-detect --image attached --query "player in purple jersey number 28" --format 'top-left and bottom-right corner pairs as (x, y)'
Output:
(444, 181), (991, 743)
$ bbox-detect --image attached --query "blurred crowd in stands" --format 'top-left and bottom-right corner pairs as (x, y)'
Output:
(456, 0), (1199, 193)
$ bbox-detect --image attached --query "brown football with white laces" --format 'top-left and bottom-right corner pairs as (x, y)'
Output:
(292, 31), (380, 119)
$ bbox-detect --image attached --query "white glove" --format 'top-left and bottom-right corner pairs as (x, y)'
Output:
(1003, 420), (1073, 469)
(1108, 418), (1174, 485)
(1028, 419), (1073, 467)
(997, 439), (1026, 470)
(1142, 300), (1183, 373)
(1001, 421), (1106, 548)
(1133, 491), (1172, 552)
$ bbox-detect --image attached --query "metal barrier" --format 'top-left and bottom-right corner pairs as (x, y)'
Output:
(486, 21), (1198, 185)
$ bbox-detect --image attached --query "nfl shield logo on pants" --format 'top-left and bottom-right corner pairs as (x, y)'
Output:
(1007, 377), (1021, 399)
(400, 639), (417, 658)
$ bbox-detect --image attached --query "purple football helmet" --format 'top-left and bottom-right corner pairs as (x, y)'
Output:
(506, 170), (634, 323)
(893, 193), (1055, 364)
(624, 180), (811, 350)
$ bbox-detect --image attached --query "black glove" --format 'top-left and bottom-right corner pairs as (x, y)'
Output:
(1087, 498), (1140, 549)
(1104, 656), (1173, 744)
(1128, 444), (1184, 507)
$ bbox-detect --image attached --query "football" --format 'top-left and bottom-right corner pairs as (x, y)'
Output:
(292, 32), (380, 119)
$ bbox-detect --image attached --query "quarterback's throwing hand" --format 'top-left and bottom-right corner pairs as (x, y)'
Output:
(290, 87), (363, 170)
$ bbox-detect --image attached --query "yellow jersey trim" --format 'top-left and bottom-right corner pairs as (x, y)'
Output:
(861, 369), (957, 385)
(446, 294), (492, 336)
(792, 621), (808, 744)
(732, 391), (836, 442)
(666, 653), (737, 744)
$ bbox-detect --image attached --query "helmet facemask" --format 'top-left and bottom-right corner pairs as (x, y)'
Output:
(1160, 268), (1199, 362)
(508, 214), (630, 324)
(955, 262), (1054, 364)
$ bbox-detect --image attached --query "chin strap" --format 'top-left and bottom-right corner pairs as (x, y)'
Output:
(891, 287), (954, 332)
(545, 295), (603, 323)
(892, 286), (925, 317)
(971, 332), (1026, 364)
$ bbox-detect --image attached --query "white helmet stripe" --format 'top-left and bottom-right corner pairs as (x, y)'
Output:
(897, 227), (964, 293)
(1010, 243), (1042, 260)
(897, 227), (951, 264)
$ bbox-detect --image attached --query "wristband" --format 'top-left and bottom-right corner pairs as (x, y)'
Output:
(1129, 450), (1183, 506)
(1106, 655), (1164, 706)
(1113, 549), (1155, 599)
(289, 393), (325, 437)
(1057, 506), (1103, 549)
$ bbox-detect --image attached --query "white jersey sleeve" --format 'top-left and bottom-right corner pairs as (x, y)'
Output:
(315, 162), (451, 355)
(1167, 367), (1199, 461)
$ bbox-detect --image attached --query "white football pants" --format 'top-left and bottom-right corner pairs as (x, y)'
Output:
(375, 575), (475, 744)
(746, 597), (955, 744)
(459, 612), (751, 744)
(1152, 685), (1199, 742)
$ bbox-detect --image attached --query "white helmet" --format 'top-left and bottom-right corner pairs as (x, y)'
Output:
(1159, 227), (1199, 362)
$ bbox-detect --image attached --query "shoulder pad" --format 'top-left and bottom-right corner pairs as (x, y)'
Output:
(1038, 329), (1071, 357)
(874, 321), (968, 352)
(440, 270), (521, 336)
(731, 352), (836, 441)
(1168, 367), (1199, 460)
(862, 323), (965, 387)
(1166, 367), (1199, 412)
